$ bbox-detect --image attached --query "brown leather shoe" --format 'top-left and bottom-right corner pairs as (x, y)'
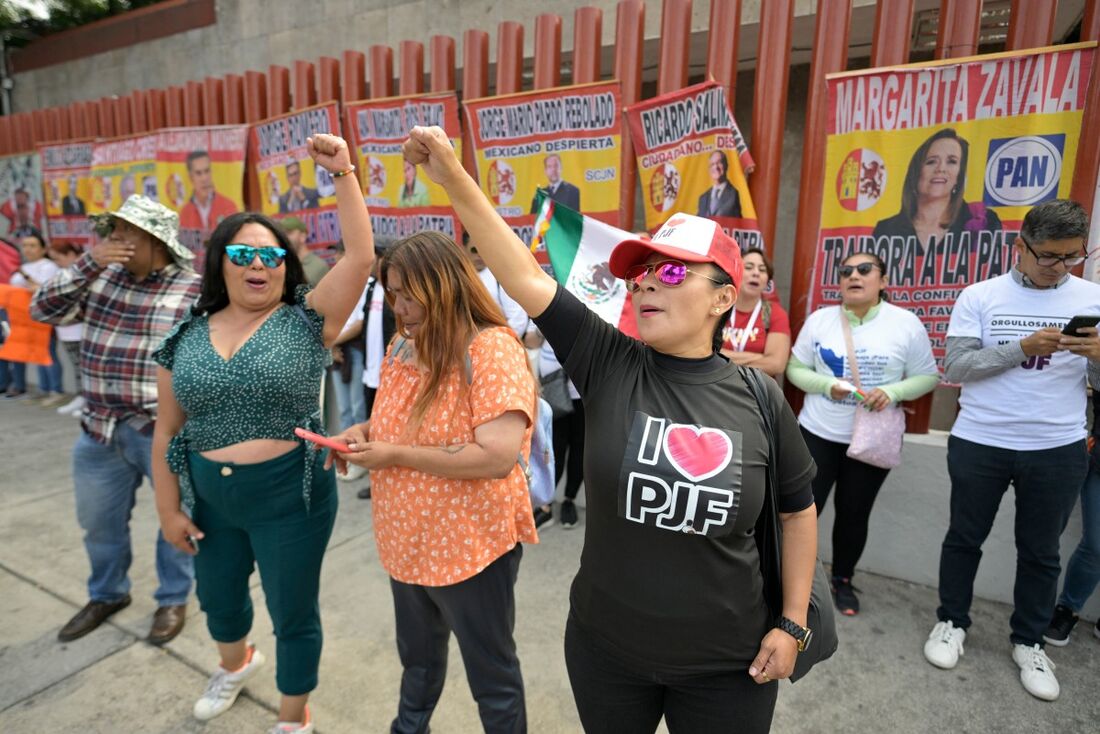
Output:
(58, 595), (132, 642)
(148, 604), (187, 645)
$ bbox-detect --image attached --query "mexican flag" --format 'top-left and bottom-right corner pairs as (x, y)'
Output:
(530, 192), (639, 337)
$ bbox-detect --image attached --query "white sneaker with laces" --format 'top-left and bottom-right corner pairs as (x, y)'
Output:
(924, 620), (966, 669)
(193, 645), (266, 721)
(1012, 643), (1059, 701)
(267, 706), (314, 733)
(57, 395), (85, 416)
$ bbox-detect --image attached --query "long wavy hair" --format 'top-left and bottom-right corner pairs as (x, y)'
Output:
(192, 212), (307, 315)
(900, 128), (969, 229)
(380, 230), (518, 430)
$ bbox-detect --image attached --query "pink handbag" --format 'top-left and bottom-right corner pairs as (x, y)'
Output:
(840, 313), (905, 470)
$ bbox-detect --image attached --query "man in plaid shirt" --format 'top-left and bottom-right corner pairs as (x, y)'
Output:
(32, 196), (202, 645)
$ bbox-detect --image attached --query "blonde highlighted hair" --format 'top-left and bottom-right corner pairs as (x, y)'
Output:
(380, 230), (528, 430)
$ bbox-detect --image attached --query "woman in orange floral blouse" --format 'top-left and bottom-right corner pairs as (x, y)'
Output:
(328, 230), (538, 734)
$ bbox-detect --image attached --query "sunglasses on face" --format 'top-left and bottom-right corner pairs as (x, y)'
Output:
(225, 244), (287, 268)
(623, 260), (725, 292)
(839, 262), (877, 278)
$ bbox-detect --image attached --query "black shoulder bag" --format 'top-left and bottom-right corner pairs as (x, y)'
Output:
(739, 366), (838, 683)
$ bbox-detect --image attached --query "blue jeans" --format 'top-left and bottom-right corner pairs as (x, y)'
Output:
(1058, 445), (1100, 612)
(0, 359), (26, 393)
(38, 333), (63, 393)
(332, 348), (366, 431)
(72, 422), (193, 605)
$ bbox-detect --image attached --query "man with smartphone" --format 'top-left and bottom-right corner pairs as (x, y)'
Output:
(922, 199), (1100, 703)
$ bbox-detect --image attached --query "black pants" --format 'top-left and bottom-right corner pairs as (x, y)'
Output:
(564, 614), (777, 734)
(364, 385), (377, 419)
(553, 399), (586, 500)
(937, 436), (1087, 646)
(801, 427), (891, 579)
(389, 546), (526, 734)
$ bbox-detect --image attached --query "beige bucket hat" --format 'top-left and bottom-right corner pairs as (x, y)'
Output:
(90, 194), (194, 262)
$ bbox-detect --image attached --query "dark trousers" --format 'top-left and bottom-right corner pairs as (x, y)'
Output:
(364, 385), (377, 419)
(553, 399), (586, 500)
(937, 436), (1088, 647)
(564, 614), (777, 734)
(801, 427), (891, 579)
(390, 545), (526, 734)
(189, 446), (338, 696)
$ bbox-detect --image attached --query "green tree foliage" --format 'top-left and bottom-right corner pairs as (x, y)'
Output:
(2, 1), (166, 47)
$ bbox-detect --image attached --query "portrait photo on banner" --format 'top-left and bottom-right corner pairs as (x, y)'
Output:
(811, 43), (1094, 363)
(249, 102), (343, 261)
(463, 80), (623, 244)
(346, 92), (464, 246)
(0, 151), (45, 240)
(624, 80), (762, 252)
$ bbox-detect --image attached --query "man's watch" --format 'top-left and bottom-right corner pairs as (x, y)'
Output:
(776, 616), (813, 652)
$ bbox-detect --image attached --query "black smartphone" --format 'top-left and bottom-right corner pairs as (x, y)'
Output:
(1062, 315), (1100, 336)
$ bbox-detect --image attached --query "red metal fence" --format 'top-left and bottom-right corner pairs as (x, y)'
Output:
(2, 0), (1097, 432)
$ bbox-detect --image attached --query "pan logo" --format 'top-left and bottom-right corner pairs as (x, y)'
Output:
(983, 134), (1064, 207)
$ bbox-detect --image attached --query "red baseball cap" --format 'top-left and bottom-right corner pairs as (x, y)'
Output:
(609, 213), (743, 289)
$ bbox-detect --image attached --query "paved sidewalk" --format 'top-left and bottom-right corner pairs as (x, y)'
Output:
(1, 400), (1098, 733)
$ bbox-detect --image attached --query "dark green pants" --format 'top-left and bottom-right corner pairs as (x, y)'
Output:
(188, 445), (337, 696)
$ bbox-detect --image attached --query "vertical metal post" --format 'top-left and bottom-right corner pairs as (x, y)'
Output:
(657, 0), (692, 94)
(748, 0), (794, 258)
(935, 0), (982, 59)
(706, 0), (742, 99)
(370, 46), (394, 98)
(496, 21), (525, 95)
(871, 0), (915, 66)
(1006, 0), (1056, 50)
(534, 14), (563, 89)
(614, 0), (645, 229)
(430, 36), (457, 92)
(572, 7), (604, 84)
(343, 51), (366, 102)
(293, 60), (317, 109)
(400, 41), (425, 96)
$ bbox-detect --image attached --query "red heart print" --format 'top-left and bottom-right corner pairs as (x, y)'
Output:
(663, 424), (733, 483)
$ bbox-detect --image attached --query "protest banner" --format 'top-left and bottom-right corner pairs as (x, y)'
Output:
(157, 126), (248, 259)
(463, 80), (622, 244)
(346, 92), (463, 246)
(0, 151), (45, 240)
(89, 133), (158, 215)
(625, 80), (759, 248)
(250, 103), (343, 259)
(38, 139), (95, 246)
(811, 43), (1094, 362)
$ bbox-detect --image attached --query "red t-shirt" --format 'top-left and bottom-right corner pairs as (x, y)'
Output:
(721, 300), (790, 353)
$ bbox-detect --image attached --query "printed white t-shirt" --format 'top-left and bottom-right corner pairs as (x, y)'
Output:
(947, 272), (1100, 450)
(792, 301), (938, 444)
(10, 258), (59, 289)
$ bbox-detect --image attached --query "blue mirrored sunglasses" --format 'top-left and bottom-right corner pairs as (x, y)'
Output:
(225, 244), (287, 268)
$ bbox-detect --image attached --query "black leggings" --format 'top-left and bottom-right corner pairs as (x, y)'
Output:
(553, 399), (586, 501)
(801, 426), (891, 579)
(564, 614), (777, 734)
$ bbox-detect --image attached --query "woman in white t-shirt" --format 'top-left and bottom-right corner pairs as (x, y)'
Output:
(9, 232), (64, 404)
(786, 252), (939, 616)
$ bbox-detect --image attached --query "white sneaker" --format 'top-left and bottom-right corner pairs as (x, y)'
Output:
(56, 395), (85, 416)
(267, 706), (314, 732)
(193, 644), (266, 721)
(924, 620), (967, 669)
(1012, 643), (1059, 701)
(337, 463), (367, 482)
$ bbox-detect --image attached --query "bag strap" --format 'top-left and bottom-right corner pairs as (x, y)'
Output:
(739, 366), (784, 618)
(838, 309), (862, 390)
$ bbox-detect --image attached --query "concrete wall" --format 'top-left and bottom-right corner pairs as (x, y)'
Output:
(11, 0), (892, 112)
(818, 433), (1100, 623)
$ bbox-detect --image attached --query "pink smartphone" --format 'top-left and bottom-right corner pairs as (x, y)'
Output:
(294, 427), (350, 452)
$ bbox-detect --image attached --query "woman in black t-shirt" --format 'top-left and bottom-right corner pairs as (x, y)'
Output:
(402, 126), (819, 734)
